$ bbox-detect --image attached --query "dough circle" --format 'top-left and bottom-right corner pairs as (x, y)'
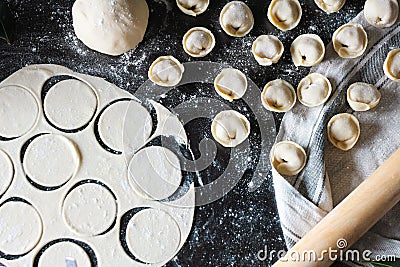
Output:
(62, 183), (117, 236)
(252, 35), (284, 66)
(297, 73), (332, 107)
(128, 146), (182, 200)
(347, 82), (381, 111)
(270, 141), (307, 176)
(219, 1), (254, 37)
(268, 0), (302, 31)
(148, 56), (185, 87)
(364, 0), (398, 28)
(261, 79), (296, 113)
(332, 23), (368, 58)
(72, 0), (149, 56)
(126, 209), (181, 264)
(214, 68), (248, 101)
(290, 34), (325, 67)
(0, 149), (14, 196)
(23, 134), (80, 188)
(44, 79), (97, 131)
(0, 85), (38, 138)
(38, 241), (91, 267)
(182, 27), (215, 58)
(0, 201), (43, 255)
(314, 0), (346, 13)
(383, 48), (400, 81)
(176, 0), (209, 16)
(327, 113), (360, 151)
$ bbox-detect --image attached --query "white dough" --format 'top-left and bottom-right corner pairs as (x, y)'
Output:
(314, 0), (346, 13)
(127, 209), (181, 264)
(176, 0), (209, 16)
(0, 85), (38, 138)
(347, 82), (381, 111)
(364, 0), (398, 28)
(38, 242), (91, 267)
(214, 68), (248, 101)
(291, 34), (325, 67)
(252, 35), (284, 66)
(268, 0), (302, 31)
(182, 27), (215, 58)
(327, 113), (360, 151)
(72, 0), (149, 56)
(0, 150), (13, 196)
(261, 79), (296, 113)
(297, 73), (332, 107)
(219, 1), (254, 37)
(148, 56), (184, 87)
(332, 23), (368, 58)
(270, 141), (307, 176)
(384, 48), (400, 81)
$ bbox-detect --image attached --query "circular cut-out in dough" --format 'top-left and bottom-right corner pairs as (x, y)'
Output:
(347, 82), (381, 111)
(44, 79), (97, 131)
(332, 23), (368, 59)
(211, 110), (250, 148)
(268, 0), (302, 31)
(364, 0), (398, 28)
(176, 0), (209, 16)
(328, 113), (360, 151)
(261, 79), (296, 113)
(182, 27), (215, 58)
(98, 100), (152, 153)
(0, 200), (43, 255)
(38, 241), (91, 267)
(0, 85), (38, 139)
(270, 141), (307, 176)
(291, 34), (325, 67)
(62, 182), (117, 236)
(219, 1), (254, 37)
(384, 48), (400, 81)
(126, 209), (181, 264)
(23, 134), (80, 188)
(214, 68), (248, 101)
(148, 56), (185, 87)
(297, 73), (332, 107)
(314, 0), (346, 13)
(128, 146), (182, 200)
(0, 150), (14, 196)
(252, 35), (284, 66)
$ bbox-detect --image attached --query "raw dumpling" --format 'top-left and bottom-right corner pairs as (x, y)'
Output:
(314, 0), (346, 13)
(148, 56), (184, 87)
(383, 48), (400, 81)
(290, 34), (325, 67)
(327, 113), (360, 151)
(176, 0), (209, 16)
(332, 23), (368, 58)
(297, 73), (332, 107)
(182, 27), (215, 58)
(252, 35), (284, 66)
(219, 1), (254, 37)
(211, 110), (250, 147)
(270, 141), (307, 176)
(261, 79), (296, 112)
(364, 0), (398, 28)
(214, 68), (248, 101)
(347, 82), (381, 111)
(268, 0), (302, 31)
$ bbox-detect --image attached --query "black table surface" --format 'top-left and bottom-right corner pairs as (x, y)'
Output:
(0, 0), (364, 266)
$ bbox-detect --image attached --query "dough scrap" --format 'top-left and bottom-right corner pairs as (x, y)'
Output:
(347, 82), (381, 111)
(270, 141), (307, 176)
(214, 68), (248, 101)
(182, 27), (215, 58)
(252, 35), (284, 66)
(291, 34), (325, 67)
(328, 113), (360, 151)
(211, 110), (250, 147)
(219, 1), (254, 37)
(297, 73), (332, 107)
(261, 79), (296, 113)
(176, 0), (209, 16)
(364, 0), (398, 28)
(148, 56), (184, 87)
(268, 0), (302, 31)
(38, 241), (91, 267)
(314, 0), (346, 13)
(0, 150), (13, 196)
(384, 48), (400, 81)
(332, 23), (368, 58)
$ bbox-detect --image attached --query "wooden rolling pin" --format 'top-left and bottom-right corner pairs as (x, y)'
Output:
(273, 148), (400, 266)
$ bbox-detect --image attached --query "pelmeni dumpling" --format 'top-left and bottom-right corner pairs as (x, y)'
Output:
(297, 73), (332, 107)
(268, 0), (302, 31)
(148, 56), (184, 87)
(332, 23), (368, 58)
(214, 68), (248, 101)
(383, 48), (400, 81)
(211, 110), (250, 147)
(270, 141), (307, 176)
(182, 27), (215, 58)
(347, 82), (381, 111)
(364, 0), (398, 28)
(219, 1), (254, 37)
(291, 34), (325, 67)
(252, 35), (284, 66)
(328, 113), (360, 151)
(261, 79), (296, 112)
(314, 0), (346, 13)
(176, 0), (209, 16)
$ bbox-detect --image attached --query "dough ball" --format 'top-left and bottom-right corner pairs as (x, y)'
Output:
(211, 110), (250, 147)
(72, 0), (149, 56)
(148, 56), (184, 87)
(347, 82), (381, 111)
(261, 79), (296, 112)
(268, 0), (302, 31)
(384, 48), (400, 81)
(270, 141), (307, 176)
(38, 242), (91, 267)
(182, 27), (215, 58)
(214, 68), (248, 101)
(314, 0), (346, 13)
(328, 113), (360, 151)
(219, 1), (254, 37)
(252, 35), (284, 66)
(332, 23), (368, 58)
(176, 0), (209, 16)
(297, 73), (332, 107)
(364, 0), (398, 28)
(291, 34), (325, 67)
